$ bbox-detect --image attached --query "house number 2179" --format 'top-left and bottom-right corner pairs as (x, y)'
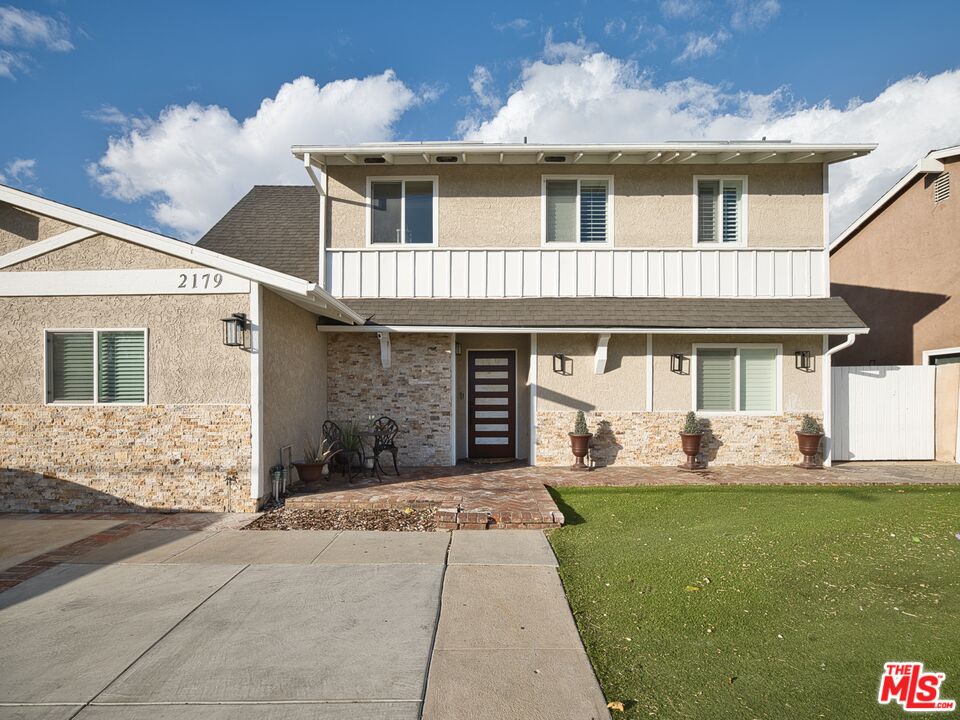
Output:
(177, 272), (224, 289)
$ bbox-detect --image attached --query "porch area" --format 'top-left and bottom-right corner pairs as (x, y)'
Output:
(283, 461), (960, 530)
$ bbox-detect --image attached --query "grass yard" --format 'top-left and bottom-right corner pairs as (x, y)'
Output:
(547, 485), (960, 719)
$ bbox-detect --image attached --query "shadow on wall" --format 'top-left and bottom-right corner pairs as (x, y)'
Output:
(0, 204), (40, 243)
(830, 283), (950, 365)
(589, 420), (622, 467)
(698, 419), (725, 463)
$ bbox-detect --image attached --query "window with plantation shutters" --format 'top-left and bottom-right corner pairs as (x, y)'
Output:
(543, 177), (612, 244)
(46, 329), (146, 404)
(696, 177), (744, 244)
(695, 345), (780, 414)
(739, 348), (776, 412)
(696, 348), (735, 411)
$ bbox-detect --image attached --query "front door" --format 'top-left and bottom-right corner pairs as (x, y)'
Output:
(467, 350), (516, 458)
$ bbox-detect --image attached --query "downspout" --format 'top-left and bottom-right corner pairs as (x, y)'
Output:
(822, 333), (858, 467)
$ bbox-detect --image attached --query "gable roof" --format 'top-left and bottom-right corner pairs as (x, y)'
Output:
(830, 145), (960, 254)
(0, 183), (362, 324)
(196, 185), (319, 283)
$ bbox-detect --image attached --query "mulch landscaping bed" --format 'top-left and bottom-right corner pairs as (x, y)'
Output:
(242, 505), (437, 532)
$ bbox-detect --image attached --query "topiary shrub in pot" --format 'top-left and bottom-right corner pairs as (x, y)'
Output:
(568, 410), (593, 471)
(679, 411), (706, 470)
(796, 414), (824, 469)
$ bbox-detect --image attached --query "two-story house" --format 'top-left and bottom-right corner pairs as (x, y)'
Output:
(0, 141), (873, 513)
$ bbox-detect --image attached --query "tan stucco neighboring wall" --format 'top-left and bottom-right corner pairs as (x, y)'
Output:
(326, 163), (823, 249)
(261, 289), (325, 474)
(455, 333), (530, 460)
(0, 294), (250, 405)
(935, 363), (959, 462)
(831, 155), (960, 365)
(6, 233), (204, 271)
(0, 204), (76, 255)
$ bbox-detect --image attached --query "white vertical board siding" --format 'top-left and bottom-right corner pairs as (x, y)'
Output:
(326, 247), (827, 299)
(831, 365), (936, 461)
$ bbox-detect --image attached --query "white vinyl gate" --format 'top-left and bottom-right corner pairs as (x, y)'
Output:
(831, 365), (936, 461)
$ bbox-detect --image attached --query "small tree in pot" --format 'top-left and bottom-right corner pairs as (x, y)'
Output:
(796, 414), (824, 469)
(569, 410), (593, 471)
(293, 435), (339, 486)
(679, 411), (705, 470)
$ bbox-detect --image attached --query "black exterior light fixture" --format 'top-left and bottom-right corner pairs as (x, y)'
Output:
(670, 353), (686, 374)
(221, 313), (248, 348)
(795, 350), (812, 371)
(553, 353), (572, 375)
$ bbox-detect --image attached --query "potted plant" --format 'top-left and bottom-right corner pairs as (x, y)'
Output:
(679, 411), (705, 470)
(568, 410), (593, 471)
(340, 422), (366, 469)
(293, 435), (339, 485)
(796, 414), (824, 469)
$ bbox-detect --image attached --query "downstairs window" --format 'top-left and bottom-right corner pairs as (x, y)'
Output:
(46, 329), (147, 404)
(695, 345), (779, 413)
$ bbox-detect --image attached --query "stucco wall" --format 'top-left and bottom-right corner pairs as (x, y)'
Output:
(326, 332), (453, 466)
(6, 233), (205, 271)
(326, 163), (823, 249)
(0, 204), (76, 255)
(935, 364), (959, 463)
(261, 289), (326, 478)
(831, 155), (960, 365)
(455, 333), (530, 460)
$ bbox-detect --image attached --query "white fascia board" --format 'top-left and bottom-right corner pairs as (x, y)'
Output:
(0, 183), (362, 324)
(315, 324), (870, 335)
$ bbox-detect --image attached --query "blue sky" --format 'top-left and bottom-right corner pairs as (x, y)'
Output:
(1, 0), (959, 239)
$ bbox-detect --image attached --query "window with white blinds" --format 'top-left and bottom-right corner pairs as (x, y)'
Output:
(543, 177), (612, 244)
(46, 330), (147, 404)
(696, 177), (744, 244)
(695, 345), (779, 413)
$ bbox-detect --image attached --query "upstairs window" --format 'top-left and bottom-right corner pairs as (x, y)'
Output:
(696, 177), (744, 244)
(368, 177), (437, 245)
(46, 330), (147, 404)
(694, 344), (779, 414)
(542, 177), (612, 244)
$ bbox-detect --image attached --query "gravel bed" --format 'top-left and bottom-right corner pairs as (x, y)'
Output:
(242, 505), (437, 532)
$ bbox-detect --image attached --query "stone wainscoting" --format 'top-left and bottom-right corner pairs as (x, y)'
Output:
(326, 332), (453, 466)
(0, 404), (253, 512)
(536, 411), (818, 466)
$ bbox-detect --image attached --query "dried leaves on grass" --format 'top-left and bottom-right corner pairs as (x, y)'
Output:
(243, 506), (437, 532)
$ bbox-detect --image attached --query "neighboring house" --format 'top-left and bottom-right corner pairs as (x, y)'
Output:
(0, 141), (874, 513)
(830, 146), (960, 367)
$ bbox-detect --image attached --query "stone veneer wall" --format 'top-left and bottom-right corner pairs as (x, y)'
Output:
(536, 410), (818, 466)
(0, 405), (253, 513)
(326, 332), (452, 466)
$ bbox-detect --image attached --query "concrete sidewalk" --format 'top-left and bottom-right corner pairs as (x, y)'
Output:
(0, 519), (608, 720)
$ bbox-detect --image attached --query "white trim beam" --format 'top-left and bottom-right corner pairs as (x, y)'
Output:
(378, 331), (392, 369)
(0, 227), (97, 269)
(594, 333), (611, 374)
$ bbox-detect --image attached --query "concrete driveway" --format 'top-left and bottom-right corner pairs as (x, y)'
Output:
(0, 516), (608, 720)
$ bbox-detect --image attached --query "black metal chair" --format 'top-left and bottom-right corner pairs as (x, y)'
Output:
(371, 416), (401, 476)
(322, 420), (364, 480)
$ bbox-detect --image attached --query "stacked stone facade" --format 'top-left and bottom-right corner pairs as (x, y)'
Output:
(536, 410), (818, 466)
(0, 404), (253, 513)
(326, 332), (453, 466)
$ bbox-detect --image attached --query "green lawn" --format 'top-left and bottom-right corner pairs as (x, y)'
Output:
(547, 485), (960, 719)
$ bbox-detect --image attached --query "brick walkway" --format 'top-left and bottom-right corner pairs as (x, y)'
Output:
(285, 461), (960, 529)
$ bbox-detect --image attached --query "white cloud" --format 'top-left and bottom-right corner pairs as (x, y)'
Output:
(468, 65), (500, 111)
(0, 47), (24, 78)
(90, 72), (418, 239)
(675, 30), (730, 62)
(660, 0), (706, 20)
(459, 50), (960, 236)
(0, 6), (72, 50)
(0, 157), (39, 191)
(729, 0), (780, 31)
(494, 18), (529, 32)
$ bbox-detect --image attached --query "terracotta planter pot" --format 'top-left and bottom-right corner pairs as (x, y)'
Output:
(679, 432), (705, 470)
(795, 432), (823, 469)
(293, 462), (327, 485)
(568, 433), (593, 471)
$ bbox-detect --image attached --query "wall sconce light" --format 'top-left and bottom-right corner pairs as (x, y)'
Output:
(794, 350), (812, 371)
(670, 353), (686, 374)
(553, 353), (572, 375)
(221, 313), (248, 348)
(455, 342), (462, 356)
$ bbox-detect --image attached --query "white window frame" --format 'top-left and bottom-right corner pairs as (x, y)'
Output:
(540, 175), (615, 247)
(692, 175), (748, 248)
(43, 328), (149, 406)
(691, 342), (782, 416)
(922, 346), (960, 365)
(365, 175), (439, 247)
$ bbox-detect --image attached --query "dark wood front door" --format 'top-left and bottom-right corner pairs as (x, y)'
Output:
(467, 350), (517, 458)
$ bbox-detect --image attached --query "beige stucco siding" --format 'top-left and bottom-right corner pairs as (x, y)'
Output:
(261, 289), (326, 475)
(6, 233), (204, 271)
(0, 294), (250, 404)
(327, 163), (823, 250)
(0, 204), (77, 255)
(831, 155), (960, 365)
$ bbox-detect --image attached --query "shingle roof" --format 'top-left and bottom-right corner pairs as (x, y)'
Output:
(339, 297), (867, 331)
(197, 186), (318, 282)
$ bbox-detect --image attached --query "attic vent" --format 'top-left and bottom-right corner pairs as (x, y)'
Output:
(363, 156), (387, 164)
(543, 155), (567, 163)
(435, 155), (459, 163)
(934, 172), (950, 203)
